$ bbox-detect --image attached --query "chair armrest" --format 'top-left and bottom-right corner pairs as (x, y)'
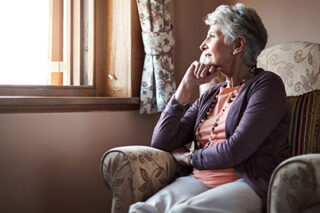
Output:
(268, 154), (320, 213)
(101, 146), (181, 213)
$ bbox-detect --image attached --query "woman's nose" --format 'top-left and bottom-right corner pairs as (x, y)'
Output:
(199, 40), (207, 51)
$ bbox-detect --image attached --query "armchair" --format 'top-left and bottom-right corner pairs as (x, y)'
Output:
(101, 41), (320, 213)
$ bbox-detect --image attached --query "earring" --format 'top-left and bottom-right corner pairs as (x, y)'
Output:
(232, 51), (236, 55)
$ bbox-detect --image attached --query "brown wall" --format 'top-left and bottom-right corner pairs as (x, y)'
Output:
(0, 111), (159, 212)
(236, 0), (320, 46)
(1, 0), (320, 212)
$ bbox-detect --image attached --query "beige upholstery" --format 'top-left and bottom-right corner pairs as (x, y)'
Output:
(268, 154), (320, 213)
(258, 41), (320, 95)
(101, 146), (185, 213)
(101, 41), (320, 213)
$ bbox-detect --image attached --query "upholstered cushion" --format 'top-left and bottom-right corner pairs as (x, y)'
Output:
(288, 90), (320, 156)
(257, 41), (320, 96)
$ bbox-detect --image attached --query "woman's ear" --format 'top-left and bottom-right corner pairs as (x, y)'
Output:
(232, 37), (246, 55)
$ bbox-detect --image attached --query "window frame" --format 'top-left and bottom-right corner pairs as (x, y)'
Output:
(0, 0), (143, 113)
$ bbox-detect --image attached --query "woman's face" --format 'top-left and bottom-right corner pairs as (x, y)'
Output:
(199, 24), (233, 68)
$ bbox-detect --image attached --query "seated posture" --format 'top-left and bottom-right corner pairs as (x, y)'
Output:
(130, 3), (290, 213)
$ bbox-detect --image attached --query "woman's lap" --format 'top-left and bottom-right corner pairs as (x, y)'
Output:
(129, 176), (209, 213)
(129, 175), (262, 213)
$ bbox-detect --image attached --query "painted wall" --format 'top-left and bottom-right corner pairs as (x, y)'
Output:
(1, 0), (320, 212)
(234, 0), (320, 46)
(0, 111), (159, 212)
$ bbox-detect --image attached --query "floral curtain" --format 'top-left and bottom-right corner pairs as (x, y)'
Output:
(136, 0), (176, 114)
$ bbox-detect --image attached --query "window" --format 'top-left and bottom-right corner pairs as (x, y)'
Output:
(0, 0), (93, 86)
(0, 1), (50, 85)
(0, 0), (144, 112)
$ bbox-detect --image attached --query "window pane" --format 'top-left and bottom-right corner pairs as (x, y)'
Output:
(0, 0), (93, 86)
(0, 1), (49, 85)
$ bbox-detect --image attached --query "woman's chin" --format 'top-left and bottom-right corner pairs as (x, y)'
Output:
(200, 59), (216, 66)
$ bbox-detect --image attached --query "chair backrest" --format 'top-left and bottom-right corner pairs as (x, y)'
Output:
(257, 41), (320, 96)
(258, 41), (320, 156)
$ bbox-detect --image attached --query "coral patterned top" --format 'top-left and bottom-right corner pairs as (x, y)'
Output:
(192, 86), (241, 187)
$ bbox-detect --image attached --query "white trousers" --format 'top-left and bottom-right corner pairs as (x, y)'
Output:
(129, 175), (262, 213)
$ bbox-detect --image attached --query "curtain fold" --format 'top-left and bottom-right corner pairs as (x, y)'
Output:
(136, 0), (176, 114)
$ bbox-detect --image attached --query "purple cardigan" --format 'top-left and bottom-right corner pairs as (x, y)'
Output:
(151, 69), (290, 211)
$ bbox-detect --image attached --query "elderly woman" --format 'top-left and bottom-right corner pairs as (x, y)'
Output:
(130, 3), (290, 213)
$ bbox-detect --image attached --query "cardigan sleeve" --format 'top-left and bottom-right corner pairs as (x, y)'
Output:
(192, 73), (290, 169)
(151, 95), (200, 152)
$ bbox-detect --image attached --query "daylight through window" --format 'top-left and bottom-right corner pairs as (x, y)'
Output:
(0, 0), (93, 86)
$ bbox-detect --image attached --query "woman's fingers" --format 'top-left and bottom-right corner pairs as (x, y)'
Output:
(194, 62), (203, 78)
(194, 62), (205, 79)
(186, 61), (222, 85)
(209, 66), (215, 73)
(200, 65), (210, 78)
(199, 66), (222, 84)
(195, 63), (214, 79)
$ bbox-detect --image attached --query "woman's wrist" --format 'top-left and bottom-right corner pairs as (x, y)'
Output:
(173, 94), (189, 106)
(185, 150), (195, 166)
(174, 81), (196, 105)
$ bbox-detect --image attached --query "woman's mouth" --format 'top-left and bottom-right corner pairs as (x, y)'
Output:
(200, 52), (212, 63)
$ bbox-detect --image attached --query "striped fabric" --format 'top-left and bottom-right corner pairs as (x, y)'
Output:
(288, 90), (320, 156)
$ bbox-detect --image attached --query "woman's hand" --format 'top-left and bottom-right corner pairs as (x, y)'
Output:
(183, 61), (221, 87)
(174, 61), (222, 105)
(172, 147), (192, 167)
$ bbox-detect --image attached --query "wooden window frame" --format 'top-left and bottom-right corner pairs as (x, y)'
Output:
(0, 0), (143, 113)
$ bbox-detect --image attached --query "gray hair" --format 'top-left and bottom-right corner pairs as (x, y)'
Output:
(205, 3), (268, 67)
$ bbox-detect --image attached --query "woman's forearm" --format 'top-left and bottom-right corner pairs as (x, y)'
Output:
(174, 79), (197, 105)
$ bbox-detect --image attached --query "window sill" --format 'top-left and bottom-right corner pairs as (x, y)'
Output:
(0, 96), (140, 113)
